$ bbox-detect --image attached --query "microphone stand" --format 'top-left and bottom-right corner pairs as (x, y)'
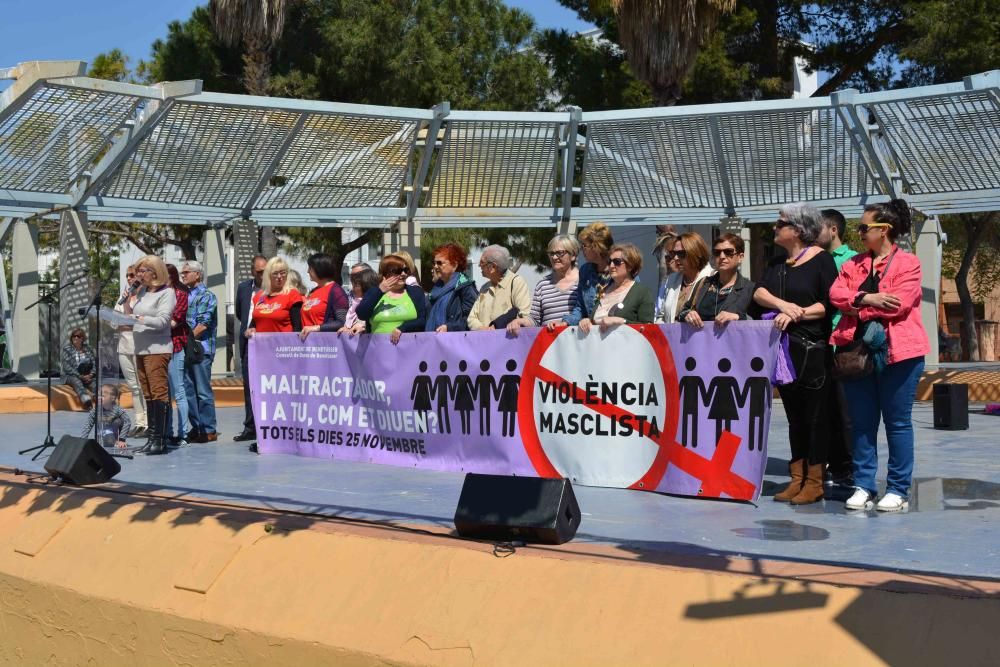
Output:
(80, 272), (134, 463)
(19, 273), (88, 460)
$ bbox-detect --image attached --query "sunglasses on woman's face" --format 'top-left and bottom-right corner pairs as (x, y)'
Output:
(609, 257), (627, 267)
(713, 248), (738, 258)
(667, 250), (687, 261)
(384, 267), (408, 277)
(857, 222), (891, 234)
(547, 250), (570, 259)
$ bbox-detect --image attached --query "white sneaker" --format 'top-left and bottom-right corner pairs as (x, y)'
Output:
(845, 488), (873, 510)
(876, 492), (909, 512)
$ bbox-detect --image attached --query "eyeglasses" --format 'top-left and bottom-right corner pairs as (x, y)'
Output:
(609, 257), (627, 267)
(271, 271), (288, 278)
(136, 267), (152, 274)
(667, 250), (687, 260)
(432, 260), (448, 267)
(857, 222), (892, 234)
(713, 248), (738, 258)
(547, 250), (570, 259)
(775, 219), (793, 229)
(383, 267), (408, 277)
(179, 270), (192, 275)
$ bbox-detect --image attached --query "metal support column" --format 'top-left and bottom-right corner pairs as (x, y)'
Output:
(203, 224), (228, 375)
(233, 218), (259, 282)
(915, 215), (943, 364)
(11, 219), (40, 378)
(58, 209), (90, 341)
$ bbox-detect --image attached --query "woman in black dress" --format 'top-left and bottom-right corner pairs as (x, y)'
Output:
(753, 202), (838, 505)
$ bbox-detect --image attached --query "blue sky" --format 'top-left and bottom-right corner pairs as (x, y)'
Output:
(0, 1), (592, 82)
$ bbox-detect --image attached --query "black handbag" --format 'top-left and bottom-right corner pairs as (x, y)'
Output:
(184, 323), (205, 367)
(831, 250), (897, 381)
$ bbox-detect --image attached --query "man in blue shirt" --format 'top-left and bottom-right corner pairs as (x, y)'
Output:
(181, 260), (219, 443)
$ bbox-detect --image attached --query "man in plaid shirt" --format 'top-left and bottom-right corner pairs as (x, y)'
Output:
(181, 260), (219, 442)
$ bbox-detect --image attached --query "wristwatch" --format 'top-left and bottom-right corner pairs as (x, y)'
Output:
(852, 292), (867, 308)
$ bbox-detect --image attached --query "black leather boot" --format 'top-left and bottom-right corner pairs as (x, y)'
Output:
(144, 400), (167, 456)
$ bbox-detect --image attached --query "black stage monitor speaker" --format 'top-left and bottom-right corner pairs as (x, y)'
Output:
(454, 473), (581, 545)
(44, 435), (121, 485)
(933, 383), (969, 431)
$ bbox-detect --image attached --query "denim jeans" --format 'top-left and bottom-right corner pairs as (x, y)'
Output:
(843, 356), (924, 497)
(184, 355), (217, 434)
(165, 349), (188, 439)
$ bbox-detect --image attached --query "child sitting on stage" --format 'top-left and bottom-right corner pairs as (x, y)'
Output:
(81, 384), (131, 450)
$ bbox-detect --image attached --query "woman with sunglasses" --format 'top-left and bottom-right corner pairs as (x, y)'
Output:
(830, 199), (928, 512)
(655, 232), (715, 323)
(508, 234), (580, 335)
(578, 243), (654, 333)
(61, 327), (96, 409)
(753, 203), (838, 504)
(245, 256), (305, 338)
(115, 263), (147, 436)
(355, 255), (427, 344)
(426, 243), (477, 333)
(677, 233), (753, 328)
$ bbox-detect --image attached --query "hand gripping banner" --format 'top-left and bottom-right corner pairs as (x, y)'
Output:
(249, 321), (781, 502)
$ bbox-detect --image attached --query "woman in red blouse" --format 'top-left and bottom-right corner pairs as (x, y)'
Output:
(245, 257), (304, 336)
(300, 253), (349, 339)
(165, 264), (190, 448)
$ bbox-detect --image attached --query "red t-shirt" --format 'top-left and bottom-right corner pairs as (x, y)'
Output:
(251, 290), (304, 333)
(301, 282), (334, 328)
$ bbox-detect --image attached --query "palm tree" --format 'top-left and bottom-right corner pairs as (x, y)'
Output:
(209, 0), (289, 256)
(611, 0), (736, 106)
(209, 0), (288, 96)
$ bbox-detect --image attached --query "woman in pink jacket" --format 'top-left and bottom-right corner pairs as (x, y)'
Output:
(829, 199), (929, 512)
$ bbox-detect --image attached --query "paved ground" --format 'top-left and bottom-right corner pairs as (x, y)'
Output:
(2, 401), (997, 580)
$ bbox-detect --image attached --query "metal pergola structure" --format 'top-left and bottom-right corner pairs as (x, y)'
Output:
(2, 60), (1000, 377)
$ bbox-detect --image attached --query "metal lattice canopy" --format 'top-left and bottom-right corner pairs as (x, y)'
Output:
(2, 60), (999, 229)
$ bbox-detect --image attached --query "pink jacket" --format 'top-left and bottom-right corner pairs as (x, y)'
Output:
(829, 246), (929, 364)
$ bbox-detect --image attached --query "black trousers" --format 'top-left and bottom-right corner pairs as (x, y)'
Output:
(827, 378), (853, 473)
(240, 336), (255, 431)
(777, 377), (832, 466)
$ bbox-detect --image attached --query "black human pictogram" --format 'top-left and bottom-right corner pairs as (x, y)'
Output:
(452, 360), (476, 435)
(739, 357), (771, 451)
(474, 359), (497, 436)
(496, 359), (521, 437)
(431, 360), (453, 435)
(706, 358), (744, 446)
(410, 361), (434, 432)
(678, 357), (710, 447)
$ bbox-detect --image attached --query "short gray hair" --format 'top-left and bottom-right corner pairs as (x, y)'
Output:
(778, 202), (823, 245)
(481, 244), (511, 272)
(548, 234), (580, 261)
(182, 260), (204, 276)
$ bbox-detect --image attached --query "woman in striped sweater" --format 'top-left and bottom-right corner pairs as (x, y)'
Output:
(506, 234), (580, 335)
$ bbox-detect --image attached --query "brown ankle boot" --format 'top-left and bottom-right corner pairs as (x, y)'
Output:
(773, 459), (805, 502)
(790, 464), (826, 505)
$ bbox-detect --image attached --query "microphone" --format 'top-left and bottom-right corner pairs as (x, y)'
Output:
(117, 281), (141, 306)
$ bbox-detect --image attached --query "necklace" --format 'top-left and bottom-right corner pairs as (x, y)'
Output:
(785, 245), (813, 266)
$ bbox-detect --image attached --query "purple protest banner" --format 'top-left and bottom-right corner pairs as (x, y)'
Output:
(248, 321), (781, 502)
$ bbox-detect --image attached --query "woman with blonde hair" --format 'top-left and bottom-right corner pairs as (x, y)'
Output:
(655, 232), (715, 323)
(115, 263), (146, 436)
(390, 250), (421, 287)
(561, 222), (613, 326)
(245, 256), (305, 336)
(124, 255), (176, 456)
(287, 269), (307, 296)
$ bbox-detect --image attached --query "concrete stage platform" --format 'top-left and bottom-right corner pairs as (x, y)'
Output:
(0, 404), (997, 665)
